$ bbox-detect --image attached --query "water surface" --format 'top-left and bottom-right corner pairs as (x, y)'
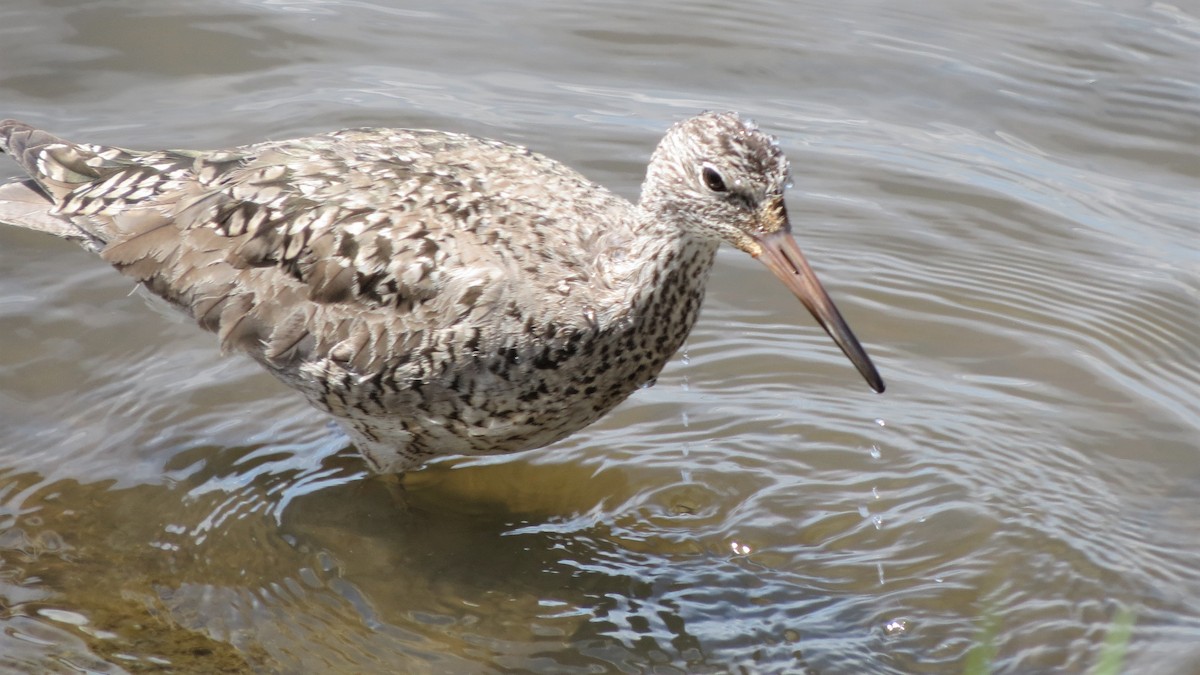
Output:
(1, 0), (1198, 672)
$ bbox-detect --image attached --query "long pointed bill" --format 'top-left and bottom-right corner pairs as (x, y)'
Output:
(753, 229), (885, 393)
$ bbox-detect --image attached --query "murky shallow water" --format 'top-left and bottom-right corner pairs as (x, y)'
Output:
(1, 0), (1198, 672)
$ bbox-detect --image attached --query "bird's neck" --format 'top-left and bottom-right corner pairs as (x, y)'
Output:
(602, 212), (719, 351)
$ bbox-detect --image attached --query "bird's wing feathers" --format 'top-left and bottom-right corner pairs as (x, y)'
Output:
(3, 123), (601, 373)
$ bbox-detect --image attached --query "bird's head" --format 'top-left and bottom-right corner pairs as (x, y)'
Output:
(642, 112), (885, 393)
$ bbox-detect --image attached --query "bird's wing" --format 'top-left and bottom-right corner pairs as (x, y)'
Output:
(3, 123), (578, 372)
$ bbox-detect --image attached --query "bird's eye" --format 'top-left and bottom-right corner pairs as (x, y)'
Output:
(701, 165), (727, 193)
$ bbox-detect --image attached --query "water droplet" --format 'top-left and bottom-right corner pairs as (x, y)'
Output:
(871, 487), (880, 500)
(883, 618), (909, 636)
(682, 411), (689, 428)
(869, 445), (882, 460)
(875, 418), (886, 427)
(877, 563), (886, 584)
(858, 504), (870, 518)
(872, 514), (883, 530)
(730, 541), (752, 556)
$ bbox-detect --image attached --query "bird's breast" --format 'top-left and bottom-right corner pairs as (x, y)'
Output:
(308, 239), (717, 460)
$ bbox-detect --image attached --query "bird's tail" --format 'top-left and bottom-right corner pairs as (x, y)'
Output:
(0, 119), (119, 245)
(1, 120), (113, 199)
(0, 180), (87, 240)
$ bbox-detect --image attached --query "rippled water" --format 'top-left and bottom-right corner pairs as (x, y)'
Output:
(1, 0), (1198, 672)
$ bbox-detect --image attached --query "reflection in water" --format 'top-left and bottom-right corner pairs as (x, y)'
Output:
(2, 0), (1200, 671)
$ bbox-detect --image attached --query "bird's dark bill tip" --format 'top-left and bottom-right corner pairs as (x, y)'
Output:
(865, 366), (886, 394)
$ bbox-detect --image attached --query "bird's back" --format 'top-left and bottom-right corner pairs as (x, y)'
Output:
(2, 121), (625, 353)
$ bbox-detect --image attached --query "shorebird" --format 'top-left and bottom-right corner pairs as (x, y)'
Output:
(0, 112), (883, 473)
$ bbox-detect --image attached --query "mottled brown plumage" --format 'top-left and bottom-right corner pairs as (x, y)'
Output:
(0, 113), (883, 473)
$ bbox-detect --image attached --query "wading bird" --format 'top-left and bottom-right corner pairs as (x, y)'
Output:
(0, 113), (883, 473)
